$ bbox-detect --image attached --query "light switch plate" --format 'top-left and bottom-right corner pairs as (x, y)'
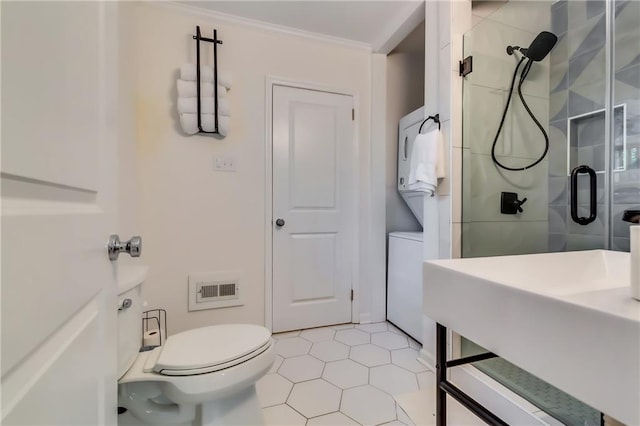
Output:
(213, 156), (237, 172)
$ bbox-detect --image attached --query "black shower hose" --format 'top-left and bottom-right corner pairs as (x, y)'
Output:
(491, 56), (550, 171)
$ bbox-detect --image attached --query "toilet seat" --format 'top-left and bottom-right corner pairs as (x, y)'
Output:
(153, 324), (272, 376)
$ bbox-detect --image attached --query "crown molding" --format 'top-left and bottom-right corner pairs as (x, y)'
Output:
(149, 1), (373, 52)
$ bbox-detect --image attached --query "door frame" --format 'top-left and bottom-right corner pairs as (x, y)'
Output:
(264, 76), (360, 331)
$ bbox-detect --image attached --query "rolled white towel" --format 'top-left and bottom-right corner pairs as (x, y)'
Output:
(180, 113), (229, 136)
(217, 71), (232, 89)
(180, 63), (214, 82)
(177, 80), (227, 98)
(177, 97), (230, 116)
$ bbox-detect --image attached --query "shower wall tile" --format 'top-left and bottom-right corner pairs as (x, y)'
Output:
(548, 233), (567, 252)
(568, 47), (605, 89)
(465, 20), (550, 97)
(567, 81), (605, 117)
(548, 121), (568, 177)
(548, 176), (567, 205)
(463, 84), (505, 151)
(568, 13), (606, 59)
(551, 0), (568, 37)
(549, 91), (567, 122)
(465, 84), (549, 160)
(548, 205), (567, 233)
(615, 43), (640, 72)
(550, 35), (568, 95)
(462, 221), (548, 258)
(615, 64), (640, 89)
(485, 1), (551, 36)
(567, 1), (589, 31)
(615, 1), (640, 70)
(566, 233), (605, 251)
(586, 1), (606, 20)
(468, 153), (548, 222)
(504, 93), (550, 160)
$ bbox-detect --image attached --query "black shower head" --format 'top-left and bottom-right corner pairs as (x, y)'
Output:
(507, 31), (558, 62)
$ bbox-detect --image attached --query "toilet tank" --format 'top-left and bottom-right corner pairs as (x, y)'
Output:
(117, 265), (147, 379)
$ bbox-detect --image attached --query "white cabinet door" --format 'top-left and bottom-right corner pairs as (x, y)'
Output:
(1, 2), (119, 424)
(272, 85), (354, 332)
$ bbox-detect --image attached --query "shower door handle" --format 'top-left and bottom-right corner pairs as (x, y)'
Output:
(570, 165), (597, 225)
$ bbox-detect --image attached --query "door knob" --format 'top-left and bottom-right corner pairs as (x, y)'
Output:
(107, 234), (142, 261)
(275, 218), (285, 227)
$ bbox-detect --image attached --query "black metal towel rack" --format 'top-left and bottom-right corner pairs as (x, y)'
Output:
(192, 26), (223, 134)
(418, 113), (441, 133)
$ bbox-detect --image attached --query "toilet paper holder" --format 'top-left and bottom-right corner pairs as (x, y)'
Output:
(142, 309), (167, 351)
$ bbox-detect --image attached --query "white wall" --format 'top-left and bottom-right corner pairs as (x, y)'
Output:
(385, 23), (425, 234)
(117, 2), (141, 252)
(125, 3), (374, 334)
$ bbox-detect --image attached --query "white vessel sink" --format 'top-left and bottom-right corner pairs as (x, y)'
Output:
(424, 250), (640, 425)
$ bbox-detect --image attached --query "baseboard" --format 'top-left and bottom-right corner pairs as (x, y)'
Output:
(418, 347), (435, 371)
(358, 312), (371, 324)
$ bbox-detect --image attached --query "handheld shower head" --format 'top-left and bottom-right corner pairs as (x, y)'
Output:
(507, 31), (558, 62)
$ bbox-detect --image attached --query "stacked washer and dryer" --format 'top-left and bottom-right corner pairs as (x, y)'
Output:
(387, 106), (438, 344)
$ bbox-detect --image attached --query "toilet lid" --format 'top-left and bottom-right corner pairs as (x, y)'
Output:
(153, 324), (272, 376)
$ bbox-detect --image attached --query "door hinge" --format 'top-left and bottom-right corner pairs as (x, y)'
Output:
(459, 55), (473, 77)
(351, 289), (354, 301)
(352, 109), (355, 121)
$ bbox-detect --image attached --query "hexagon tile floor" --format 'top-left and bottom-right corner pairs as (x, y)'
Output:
(257, 321), (433, 426)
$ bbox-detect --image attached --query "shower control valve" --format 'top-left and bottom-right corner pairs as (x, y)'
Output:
(501, 192), (527, 215)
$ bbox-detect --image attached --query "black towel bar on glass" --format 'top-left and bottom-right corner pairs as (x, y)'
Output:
(418, 114), (441, 133)
(192, 26), (223, 135)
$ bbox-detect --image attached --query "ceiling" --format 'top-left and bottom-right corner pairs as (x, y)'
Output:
(180, 1), (424, 51)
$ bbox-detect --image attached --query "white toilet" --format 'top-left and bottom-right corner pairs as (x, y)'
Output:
(117, 266), (274, 425)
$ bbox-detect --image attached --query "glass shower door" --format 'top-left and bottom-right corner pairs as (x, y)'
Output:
(611, 0), (640, 250)
(458, 1), (637, 424)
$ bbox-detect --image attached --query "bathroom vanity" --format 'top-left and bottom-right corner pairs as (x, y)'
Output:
(423, 250), (640, 426)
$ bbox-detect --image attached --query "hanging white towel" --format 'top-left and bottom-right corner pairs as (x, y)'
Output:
(180, 114), (229, 136)
(177, 97), (230, 116)
(217, 71), (232, 89)
(176, 80), (227, 98)
(407, 129), (445, 195)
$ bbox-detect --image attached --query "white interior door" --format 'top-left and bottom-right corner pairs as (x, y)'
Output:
(1, 2), (119, 424)
(272, 85), (354, 332)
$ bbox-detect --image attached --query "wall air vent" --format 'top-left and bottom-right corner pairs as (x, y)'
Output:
(189, 272), (243, 311)
(196, 281), (238, 302)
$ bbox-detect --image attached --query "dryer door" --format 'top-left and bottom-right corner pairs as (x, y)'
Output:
(397, 106), (425, 192)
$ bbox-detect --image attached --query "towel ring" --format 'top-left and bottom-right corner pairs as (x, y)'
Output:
(418, 114), (441, 133)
